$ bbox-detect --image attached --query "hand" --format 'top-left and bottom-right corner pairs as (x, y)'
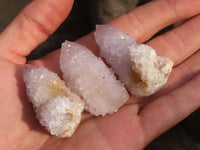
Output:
(0, 0), (200, 149)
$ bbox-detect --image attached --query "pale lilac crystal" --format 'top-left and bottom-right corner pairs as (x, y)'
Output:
(95, 25), (173, 96)
(95, 25), (137, 94)
(60, 41), (129, 116)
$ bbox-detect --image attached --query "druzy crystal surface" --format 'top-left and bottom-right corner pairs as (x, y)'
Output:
(60, 41), (129, 116)
(23, 65), (84, 137)
(129, 44), (173, 96)
(23, 25), (174, 138)
(95, 25), (173, 96)
(95, 25), (137, 90)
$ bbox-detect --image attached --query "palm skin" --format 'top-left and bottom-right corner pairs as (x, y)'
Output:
(0, 0), (200, 150)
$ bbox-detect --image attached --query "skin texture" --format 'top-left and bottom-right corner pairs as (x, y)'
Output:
(0, 0), (200, 149)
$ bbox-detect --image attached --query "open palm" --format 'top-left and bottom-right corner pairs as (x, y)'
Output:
(0, 0), (200, 150)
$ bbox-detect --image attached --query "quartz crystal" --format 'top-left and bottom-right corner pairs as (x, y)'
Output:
(23, 65), (84, 137)
(95, 25), (173, 96)
(23, 25), (174, 138)
(60, 41), (129, 116)
(95, 25), (137, 92)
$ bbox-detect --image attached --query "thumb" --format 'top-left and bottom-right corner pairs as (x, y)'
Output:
(0, 0), (74, 64)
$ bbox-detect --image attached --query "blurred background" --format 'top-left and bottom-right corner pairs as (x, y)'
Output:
(1, 0), (200, 149)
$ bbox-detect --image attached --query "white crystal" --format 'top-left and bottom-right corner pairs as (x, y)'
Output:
(36, 96), (83, 137)
(95, 25), (173, 96)
(129, 44), (173, 96)
(60, 41), (129, 116)
(23, 65), (62, 108)
(23, 65), (84, 137)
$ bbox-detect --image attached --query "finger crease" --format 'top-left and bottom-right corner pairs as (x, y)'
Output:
(94, 120), (113, 150)
(124, 12), (144, 39)
(21, 10), (51, 37)
(165, 0), (179, 20)
(165, 93), (183, 122)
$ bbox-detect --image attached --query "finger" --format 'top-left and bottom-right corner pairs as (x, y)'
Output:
(0, 0), (74, 64)
(139, 73), (200, 147)
(74, 0), (200, 54)
(108, 0), (200, 43)
(69, 0), (200, 59)
(29, 0), (200, 71)
(147, 15), (200, 66)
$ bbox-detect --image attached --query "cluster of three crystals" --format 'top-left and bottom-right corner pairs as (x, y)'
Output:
(23, 25), (173, 137)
